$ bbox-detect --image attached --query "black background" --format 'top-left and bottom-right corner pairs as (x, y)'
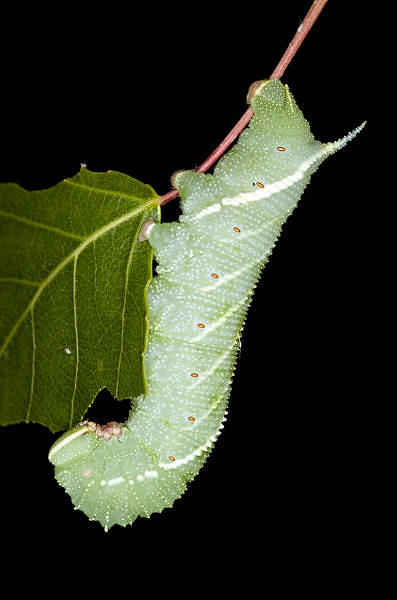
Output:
(0, 2), (380, 592)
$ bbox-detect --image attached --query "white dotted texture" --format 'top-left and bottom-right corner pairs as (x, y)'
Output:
(50, 80), (363, 530)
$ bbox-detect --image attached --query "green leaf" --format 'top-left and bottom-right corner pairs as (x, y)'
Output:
(0, 168), (160, 432)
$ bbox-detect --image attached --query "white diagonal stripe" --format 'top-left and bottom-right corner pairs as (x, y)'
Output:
(189, 296), (248, 341)
(192, 126), (365, 221)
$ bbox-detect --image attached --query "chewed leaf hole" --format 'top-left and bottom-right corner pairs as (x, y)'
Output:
(83, 389), (131, 425)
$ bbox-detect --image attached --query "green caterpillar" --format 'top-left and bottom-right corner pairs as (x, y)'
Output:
(49, 79), (365, 530)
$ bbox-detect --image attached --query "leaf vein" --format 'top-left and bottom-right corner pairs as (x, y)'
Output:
(0, 277), (40, 287)
(63, 178), (157, 204)
(25, 306), (36, 422)
(70, 255), (79, 427)
(115, 214), (145, 398)
(0, 209), (85, 240)
(0, 199), (158, 358)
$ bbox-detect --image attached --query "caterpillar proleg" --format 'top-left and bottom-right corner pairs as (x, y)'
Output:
(49, 79), (365, 530)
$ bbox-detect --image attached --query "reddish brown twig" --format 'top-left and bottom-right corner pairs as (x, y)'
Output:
(160, 0), (328, 206)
